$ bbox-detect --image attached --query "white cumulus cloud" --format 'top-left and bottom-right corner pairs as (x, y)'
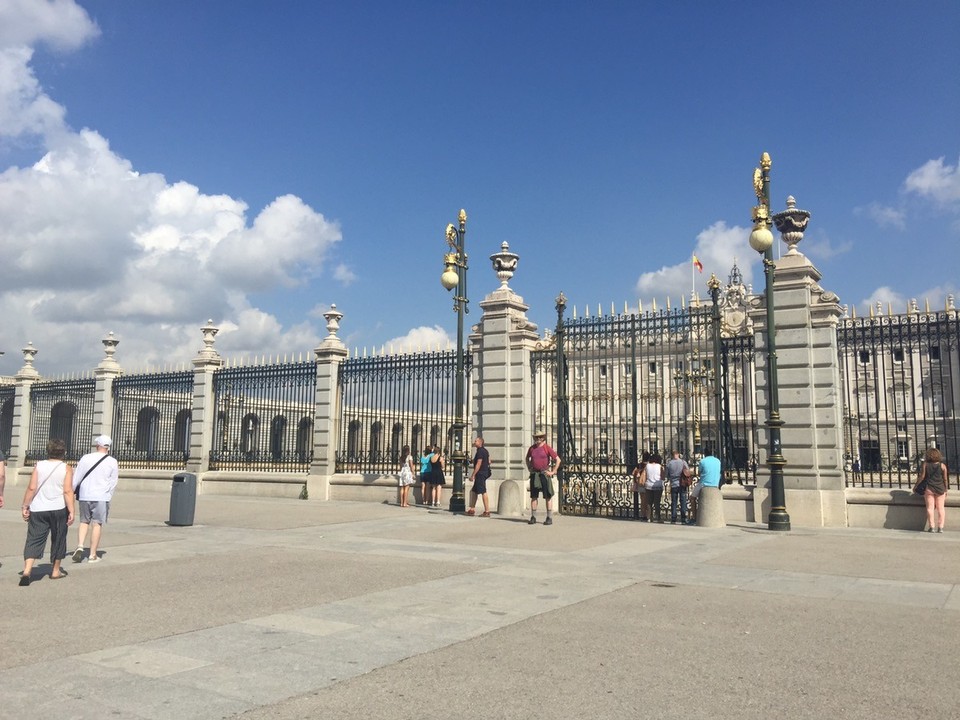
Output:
(634, 221), (757, 306)
(0, 0), (343, 373)
(853, 202), (906, 230)
(382, 325), (452, 354)
(904, 156), (960, 208)
(0, 0), (99, 51)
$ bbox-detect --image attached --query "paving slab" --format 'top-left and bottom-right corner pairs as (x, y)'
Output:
(1, 491), (958, 719)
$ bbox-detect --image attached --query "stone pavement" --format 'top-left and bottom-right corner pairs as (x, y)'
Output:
(1, 492), (959, 720)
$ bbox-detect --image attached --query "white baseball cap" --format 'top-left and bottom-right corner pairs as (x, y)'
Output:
(93, 435), (112, 448)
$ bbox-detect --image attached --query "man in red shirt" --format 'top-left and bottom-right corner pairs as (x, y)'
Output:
(525, 431), (561, 525)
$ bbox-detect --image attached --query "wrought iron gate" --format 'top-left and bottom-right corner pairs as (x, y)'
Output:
(533, 292), (758, 518)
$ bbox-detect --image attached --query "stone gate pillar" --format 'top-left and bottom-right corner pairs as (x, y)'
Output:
(186, 320), (223, 475)
(749, 197), (847, 527)
(7, 343), (41, 478)
(473, 243), (540, 510)
(92, 332), (122, 439)
(307, 306), (348, 501)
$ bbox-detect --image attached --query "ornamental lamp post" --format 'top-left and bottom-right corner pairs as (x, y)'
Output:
(706, 273), (724, 469)
(749, 151), (805, 531)
(673, 360), (711, 459)
(439, 209), (468, 513)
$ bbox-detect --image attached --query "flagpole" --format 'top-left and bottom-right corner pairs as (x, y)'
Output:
(691, 253), (695, 304)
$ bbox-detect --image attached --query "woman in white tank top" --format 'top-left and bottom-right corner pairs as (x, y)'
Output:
(19, 438), (75, 585)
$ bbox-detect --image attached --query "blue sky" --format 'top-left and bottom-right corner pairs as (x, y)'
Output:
(1, 0), (958, 374)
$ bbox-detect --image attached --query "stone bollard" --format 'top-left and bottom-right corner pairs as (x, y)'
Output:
(697, 486), (725, 527)
(497, 479), (524, 517)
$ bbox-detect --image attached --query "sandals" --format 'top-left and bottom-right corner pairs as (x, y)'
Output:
(481, 511), (491, 517)
(465, 508), (475, 515)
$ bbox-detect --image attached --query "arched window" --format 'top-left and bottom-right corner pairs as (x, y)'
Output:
(371, 422), (383, 460)
(0, 398), (14, 455)
(411, 424), (422, 458)
(241, 413), (260, 457)
(390, 423), (403, 462)
(296, 417), (313, 463)
(270, 415), (286, 460)
(347, 420), (361, 461)
(136, 407), (160, 456)
(49, 401), (78, 456)
(173, 409), (192, 456)
(217, 411), (229, 451)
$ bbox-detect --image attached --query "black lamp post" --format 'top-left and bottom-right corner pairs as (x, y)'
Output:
(440, 209), (468, 513)
(749, 152), (790, 531)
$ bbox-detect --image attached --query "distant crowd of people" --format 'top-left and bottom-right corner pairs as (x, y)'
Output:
(395, 431), (560, 523)
(392, 432), (734, 529)
(394, 436), (948, 534)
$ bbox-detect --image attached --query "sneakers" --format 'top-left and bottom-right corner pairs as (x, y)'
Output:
(87, 556), (101, 564)
(71, 547), (84, 563)
(528, 515), (537, 525)
(937, 528), (944, 533)
(19, 574), (31, 587)
(544, 516), (553, 526)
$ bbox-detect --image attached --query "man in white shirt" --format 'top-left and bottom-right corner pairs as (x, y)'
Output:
(71, 435), (119, 563)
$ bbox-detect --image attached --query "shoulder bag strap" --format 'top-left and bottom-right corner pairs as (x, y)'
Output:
(31, 461), (66, 500)
(75, 453), (109, 496)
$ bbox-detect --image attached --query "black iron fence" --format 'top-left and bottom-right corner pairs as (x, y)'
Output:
(1, 384), (14, 456)
(27, 378), (96, 462)
(112, 371), (194, 469)
(336, 349), (466, 474)
(839, 310), (959, 489)
(209, 360), (317, 472)
(535, 305), (758, 518)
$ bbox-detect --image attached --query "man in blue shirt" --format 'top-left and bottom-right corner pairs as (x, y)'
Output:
(698, 450), (721, 487)
(690, 449), (721, 523)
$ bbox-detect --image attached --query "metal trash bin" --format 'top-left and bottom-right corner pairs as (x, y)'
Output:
(169, 472), (197, 526)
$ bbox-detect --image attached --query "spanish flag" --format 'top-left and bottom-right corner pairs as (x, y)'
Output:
(693, 254), (703, 273)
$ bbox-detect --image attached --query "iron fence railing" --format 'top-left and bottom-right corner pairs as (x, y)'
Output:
(112, 370), (194, 469)
(0, 384), (15, 457)
(210, 361), (316, 472)
(27, 378), (96, 462)
(839, 311), (959, 489)
(336, 350), (466, 474)
(535, 304), (759, 518)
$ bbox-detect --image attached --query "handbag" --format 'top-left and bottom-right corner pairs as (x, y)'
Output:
(914, 480), (927, 496)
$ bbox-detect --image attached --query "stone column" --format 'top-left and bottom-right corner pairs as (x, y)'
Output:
(92, 332), (123, 439)
(307, 306), (348, 501)
(6, 343), (40, 476)
(749, 197), (847, 527)
(186, 320), (223, 476)
(474, 243), (540, 512)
